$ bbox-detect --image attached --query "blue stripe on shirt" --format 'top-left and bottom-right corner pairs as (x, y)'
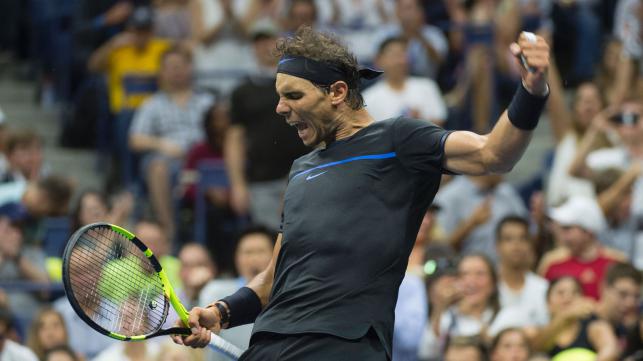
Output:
(292, 152), (397, 180)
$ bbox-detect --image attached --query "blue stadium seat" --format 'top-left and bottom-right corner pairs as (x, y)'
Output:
(42, 216), (71, 257)
(194, 160), (229, 244)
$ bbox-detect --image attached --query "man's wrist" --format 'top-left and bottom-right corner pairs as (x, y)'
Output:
(522, 80), (549, 97)
(206, 301), (230, 329)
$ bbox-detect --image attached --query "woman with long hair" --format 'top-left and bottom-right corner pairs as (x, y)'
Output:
(420, 253), (502, 359)
(27, 307), (80, 361)
(532, 276), (619, 361)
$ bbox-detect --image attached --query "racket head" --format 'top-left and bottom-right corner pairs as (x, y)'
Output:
(62, 222), (172, 341)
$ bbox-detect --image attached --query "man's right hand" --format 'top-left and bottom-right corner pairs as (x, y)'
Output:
(171, 306), (221, 348)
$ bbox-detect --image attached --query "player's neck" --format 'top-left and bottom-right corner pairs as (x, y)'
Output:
(333, 108), (374, 141)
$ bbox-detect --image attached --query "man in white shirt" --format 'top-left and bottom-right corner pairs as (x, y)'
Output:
(363, 36), (446, 125)
(374, 0), (447, 79)
(495, 215), (549, 326)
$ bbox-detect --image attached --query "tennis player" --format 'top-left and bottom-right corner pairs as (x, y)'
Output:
(172, 27), (550, 360)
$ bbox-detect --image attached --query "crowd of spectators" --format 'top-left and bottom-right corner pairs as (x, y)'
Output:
(0, 0), (642, 360)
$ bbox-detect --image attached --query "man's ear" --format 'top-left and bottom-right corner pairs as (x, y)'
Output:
(329, 81), (349, 106)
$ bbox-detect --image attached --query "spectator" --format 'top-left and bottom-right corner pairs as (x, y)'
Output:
(0, 129), (45, 183)
(375, 0), (447, 79)
(225, 24), (308, 231)
(538, 196), (626, 300)
(443, 336), (486, 361)
(199, 225), (275, 361)
(315, 0), (395, 63)
(496, 216), (549, 327)
(0, 217), (49, 330)
(420, 254), (531, 360)
(623, 319), (643, 360)
(363, 37), (447, 125)
(177, 243), (216, 310)
(593, 167), (643, 265)
(26, 308), (74, 361)
(435, 175), (527, 260)
(611, 0), (643, 106)
(569, 101), (642, 181)
(70, 189), (134, 232)
(282, 0), (318, 34)
(568, 101), (643, 267)
(0, 307), (38, 361)
(181, 102), (235, 270)
(134, 220), (182, 289)
(531, 276), (619, 360)
(129, 45), (214, 237)
(88, 6), (170, 115)
(392, 210), (433, 361)
(43, 345), (79, 361)
(189, 0), (255, 95)
(182, 103), (229, 205)
(88, 5), (171, 186)
(489, 328), (531, 361)
(92, 342), (160, 361)
(596, 262), (642, 356)
(52, 295), (117, 360)
(0, 175), (73, 219)
(545, 59), (607, 206)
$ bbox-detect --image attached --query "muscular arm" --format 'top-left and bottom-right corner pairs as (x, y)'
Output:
(443, 34), (549, 175)
(443, 111), (535, 175)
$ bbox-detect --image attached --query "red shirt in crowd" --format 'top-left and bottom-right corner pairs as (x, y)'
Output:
(540, 247), (625, 300)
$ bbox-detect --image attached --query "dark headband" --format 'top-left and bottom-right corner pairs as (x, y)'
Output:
(276, 56), (382, 86)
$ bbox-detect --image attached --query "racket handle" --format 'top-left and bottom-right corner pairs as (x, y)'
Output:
(208, 332), (244, 360)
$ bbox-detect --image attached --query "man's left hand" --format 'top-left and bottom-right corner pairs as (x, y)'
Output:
(510, 32), (550, 96)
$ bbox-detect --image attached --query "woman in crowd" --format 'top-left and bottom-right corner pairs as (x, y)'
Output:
(26, 307), (79, 361)
(420, 253), (528, 360)
(70, 189), (133, 231)
(489, 327), (531, 361)
(532, 276), (619, 361)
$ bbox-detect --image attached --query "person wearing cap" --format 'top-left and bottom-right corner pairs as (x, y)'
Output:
(224, 21), (308, 232)
(174, 26), (550, 360)
(568, 101), (643, 268)
(538, 196), (626, 300)
(88, 6), (170, 114)
(88, 6), (170, 185)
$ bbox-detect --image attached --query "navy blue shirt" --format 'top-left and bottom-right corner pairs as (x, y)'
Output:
(252, 117), (450, 357)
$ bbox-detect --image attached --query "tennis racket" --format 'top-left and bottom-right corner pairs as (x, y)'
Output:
(61, 222), (243, 360)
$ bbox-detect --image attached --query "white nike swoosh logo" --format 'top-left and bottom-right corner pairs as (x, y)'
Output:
(305, 171), (327, 181)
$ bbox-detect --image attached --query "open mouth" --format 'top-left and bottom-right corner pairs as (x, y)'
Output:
(289, 121), (309, 131)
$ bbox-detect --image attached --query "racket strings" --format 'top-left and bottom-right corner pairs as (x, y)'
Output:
(68, 226), (168, 336)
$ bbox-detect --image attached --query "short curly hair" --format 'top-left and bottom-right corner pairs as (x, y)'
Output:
(275, 26), (364, 110)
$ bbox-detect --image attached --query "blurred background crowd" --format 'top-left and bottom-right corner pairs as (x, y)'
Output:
(0, 0), (642, 360)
